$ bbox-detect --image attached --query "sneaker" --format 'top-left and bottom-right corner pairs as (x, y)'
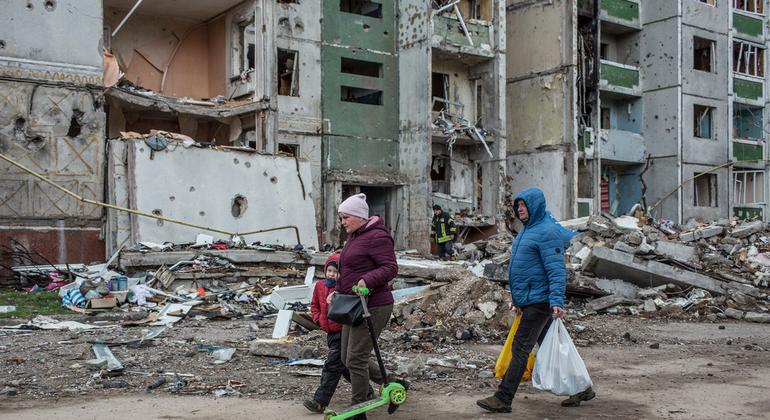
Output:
(476, 395), (512, 413)
(303, 399), (326, 413)
(561, 387), (596, 407)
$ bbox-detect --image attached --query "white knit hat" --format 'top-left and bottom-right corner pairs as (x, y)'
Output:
(338, 193), (369, 220)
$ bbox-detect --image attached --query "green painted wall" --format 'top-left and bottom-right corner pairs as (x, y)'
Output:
(601, 62), (639, 89)
(734, 206), (763, 220)
(322, 1), (396, 53)
(733, 141), (764, 161)
(601, 0), (639, 23)
(324, 135), (399, 172)
(322, 46), (399, 140)
(733, 12), (763, 38)
(734, 77), (763, 101)
(321, 1), (399, 172)
(432, 14), (492, 48)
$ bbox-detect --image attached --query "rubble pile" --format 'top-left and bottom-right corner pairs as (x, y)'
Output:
(393, 276), (510, 338)
(463, 214), (770, 323)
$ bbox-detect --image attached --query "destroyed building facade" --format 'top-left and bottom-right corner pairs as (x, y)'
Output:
(508, 0), (770, 224)
(0, 0), (507, 271)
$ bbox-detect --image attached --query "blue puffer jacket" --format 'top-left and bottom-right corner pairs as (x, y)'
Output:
(508, 188), (567, 309)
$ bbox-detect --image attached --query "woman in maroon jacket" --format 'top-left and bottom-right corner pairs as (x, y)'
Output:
(330, 193), (398, 413)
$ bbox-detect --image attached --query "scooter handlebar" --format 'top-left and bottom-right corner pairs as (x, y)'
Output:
(352, 285), (370, 296)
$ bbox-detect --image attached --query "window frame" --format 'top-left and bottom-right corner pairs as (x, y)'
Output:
(694, 105), (715, 140)
(733, 41), (766, 78)
(734, 170), (766, 204)
(733, 0), (764, 15)
(693, 36), (716, 73)
(693, 172), (719, 207)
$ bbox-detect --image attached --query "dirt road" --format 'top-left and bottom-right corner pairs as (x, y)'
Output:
(3, 319), (769, 419)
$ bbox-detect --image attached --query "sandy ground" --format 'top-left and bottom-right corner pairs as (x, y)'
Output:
(2, 319), (769, 420)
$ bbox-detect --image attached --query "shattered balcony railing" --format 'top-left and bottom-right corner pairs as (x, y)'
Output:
(599, 60), (641, 97)
(600, 0), (641, 31)
(600, 129), (646, 164)
(431, 14), (494, 58)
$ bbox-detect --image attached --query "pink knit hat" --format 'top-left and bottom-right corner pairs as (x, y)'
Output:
(338, 193), (369, 220)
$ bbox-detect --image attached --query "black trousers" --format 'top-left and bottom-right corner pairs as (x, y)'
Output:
(494, 303), (553, 405)
(314, 331), (351, 405)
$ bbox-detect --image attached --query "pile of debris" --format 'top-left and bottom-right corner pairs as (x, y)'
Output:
(464, 214), (770, 323)
(393, 276), (510, 339)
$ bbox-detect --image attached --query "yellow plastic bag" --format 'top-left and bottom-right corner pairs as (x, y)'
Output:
(494, 314), (536, 380)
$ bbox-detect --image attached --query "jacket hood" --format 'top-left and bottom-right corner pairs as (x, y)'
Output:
(324, 251), (341, 273)
(513, 188), (547, 225)
(354, 215), (387, 236)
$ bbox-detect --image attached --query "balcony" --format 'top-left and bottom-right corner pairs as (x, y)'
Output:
(432, 14), (494, 59)
(600, 60), (641, 97)
(733, 140), (764, 162)
(733, 11), (764, 40)
(600, 0), (641, 33)
(600, 129), (646, 164)
(734, 76), (764, 103)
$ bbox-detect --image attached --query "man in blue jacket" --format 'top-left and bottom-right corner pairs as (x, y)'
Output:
(477, 187), (595, 412)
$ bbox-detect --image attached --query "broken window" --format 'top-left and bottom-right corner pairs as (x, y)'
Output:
(475, 81), (483, 128)
(693, 37), (715, 72)
(341, 86), (383, 105)
(278, 48), (299, 96)
(241, 22), (256, 74)
(432, 72), (449, 112)
(431, 156), (450, 194)
(600, 107), (610, 129)
(733, 104), (764, 140)
(733, 41), (765, 77)
(340, 0), (383, 18)
(278, 143), (299, 157)
(341, 57), (382, 78)
(734, 0), (763, 14)
(734, 171), (765, 204)
(698, 0), (716, 6)
(475, 163), (483, 212)
(693, 105), (714, 139)
(470, 0), (482, 19)
(694, 173), (718, 207)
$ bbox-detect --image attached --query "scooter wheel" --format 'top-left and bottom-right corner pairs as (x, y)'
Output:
(390, 388), (407, 405)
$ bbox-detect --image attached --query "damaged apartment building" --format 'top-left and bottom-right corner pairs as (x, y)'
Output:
(0, 0), (507, 268)
(507, 0), (770, 224)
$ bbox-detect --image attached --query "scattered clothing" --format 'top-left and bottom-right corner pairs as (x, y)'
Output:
(62, 288), (86, 308)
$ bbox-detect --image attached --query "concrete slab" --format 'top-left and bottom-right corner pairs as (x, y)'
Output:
(586, 295), (641, 312)
(655, 240), (697, 263)
(680, 226), (723, 242)
(744, 312), (770, 323)
(730, 221), (765, 239)
(272, 310), (294, 339)
(116, 141), (319, 248)
(583, 247), (727, 295)
(248, 338), (312, 359)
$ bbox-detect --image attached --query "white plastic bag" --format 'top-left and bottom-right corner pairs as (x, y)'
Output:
(531, 318), (593, 396)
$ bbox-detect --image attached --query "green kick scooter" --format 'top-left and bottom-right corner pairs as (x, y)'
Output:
(324, 286), (408, 420)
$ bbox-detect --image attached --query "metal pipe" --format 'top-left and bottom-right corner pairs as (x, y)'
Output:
(433, 0), (460, 15)
(454, 5), (475, 46)
(238, 225), (302, 245)
(111, 0), (145, 38)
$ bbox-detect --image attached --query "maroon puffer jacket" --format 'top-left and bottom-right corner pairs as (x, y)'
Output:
(337, 216), (397, 307)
